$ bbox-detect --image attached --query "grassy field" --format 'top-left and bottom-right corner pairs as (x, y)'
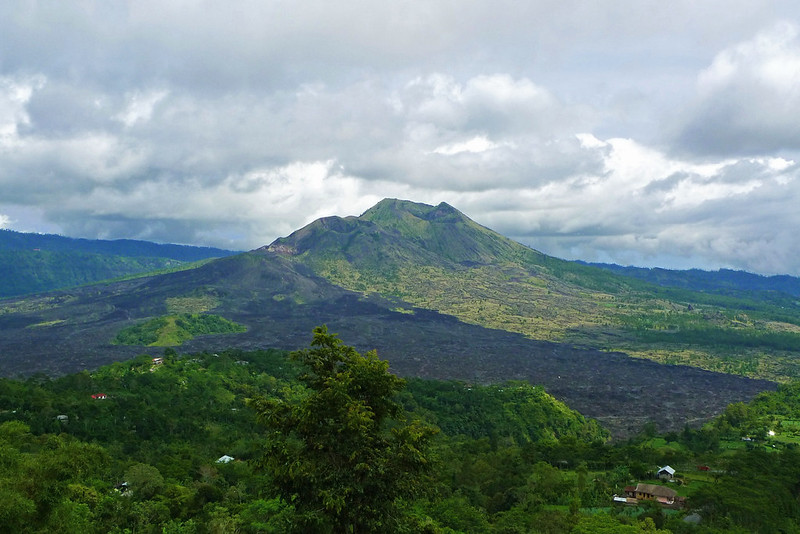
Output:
(113, 313), (247, 346)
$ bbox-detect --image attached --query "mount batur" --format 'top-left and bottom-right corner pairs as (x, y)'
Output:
(0, 199), (790, 437)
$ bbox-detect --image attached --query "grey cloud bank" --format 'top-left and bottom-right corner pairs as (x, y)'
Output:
(1, 1), (800, 274)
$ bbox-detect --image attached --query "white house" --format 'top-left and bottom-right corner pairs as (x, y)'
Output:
(657, 465), (675, 479)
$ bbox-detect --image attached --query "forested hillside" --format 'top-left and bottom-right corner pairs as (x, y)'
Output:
(2, 330), (800, 532)
(0, 229), (236, 260)
(586, 262), (800, 298)
(0, 229), (237, 297)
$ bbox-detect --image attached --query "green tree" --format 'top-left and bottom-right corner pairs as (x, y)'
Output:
(249, 326), (437, 533)
(125, 463), (165, 500)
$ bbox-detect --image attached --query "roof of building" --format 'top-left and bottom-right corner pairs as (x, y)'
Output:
(658, 465), (676, 475)
(635, 483), (677, 499)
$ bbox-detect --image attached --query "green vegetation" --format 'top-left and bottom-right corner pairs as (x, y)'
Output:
(98, 257), (219, 285)
(590, 263), (800, 299)
(0, 250), (184, 298)
(0, 329), (612, 533)
(3, 328), (800, 532)
(398, 379), (607, 444)
(165, 294), (221, 314)
(113, 313), (247, 346)
(249, 326), (437, 532)
(0, 228), (235, 298)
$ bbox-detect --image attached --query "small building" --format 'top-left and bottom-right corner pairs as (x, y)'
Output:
(55, 414), (69, 424)
(634, 483), (678, 504)
(152, 357), (164, 365)
(657, 465), (675, 479)
(696, 465), (710, 471)
(216, 455), (234, 464)
(91, 393), (107, 400)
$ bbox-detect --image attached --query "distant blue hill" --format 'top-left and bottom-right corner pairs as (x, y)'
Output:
(581, 262), (800, 298)
(0, 229), (240, 298)
(0, 229), (238, 262)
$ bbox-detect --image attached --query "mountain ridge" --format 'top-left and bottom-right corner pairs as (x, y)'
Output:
(0, 198), (786, 437)
(0, 228), (238, 260)
(0, 229), (239, 298)
(267, 198), (542, 267)
(584, 261), (800, 298)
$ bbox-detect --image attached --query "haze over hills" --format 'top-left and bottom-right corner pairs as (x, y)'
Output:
(0, 198), (793, 437)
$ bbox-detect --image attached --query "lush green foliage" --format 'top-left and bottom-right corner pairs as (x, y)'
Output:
(249, 326), (437, 532)
(0, 333), (621, 533)
(3, 330), (800, 532)
(0, 250), (183, 298)
(399, 379), (608, 444)
(113, 313), (247, 346)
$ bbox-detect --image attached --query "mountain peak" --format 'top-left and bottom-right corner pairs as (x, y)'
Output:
(360, 198), (467, 226)
(361, 198), (450, 216)
(266, 198), (533, 266)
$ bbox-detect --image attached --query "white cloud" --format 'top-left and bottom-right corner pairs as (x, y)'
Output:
(115, 89), (168, 127)
(432, 135), (501, 155)
(2, 2), (800, 274)
(677, 21), (800, 155)
(0, 75), (43, 142)
(460, 136), (800, 274)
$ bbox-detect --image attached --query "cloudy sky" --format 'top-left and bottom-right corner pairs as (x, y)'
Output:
(2, 1), (800, 274)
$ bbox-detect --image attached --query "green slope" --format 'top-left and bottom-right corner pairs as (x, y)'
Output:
(587, 262), (800, 298)
(268, 199), (800, 382)
(0, 228), (237, 260)
(113, 313), (247, 346)
(0, 250), (184, 298)
(0, 229), (238, 298)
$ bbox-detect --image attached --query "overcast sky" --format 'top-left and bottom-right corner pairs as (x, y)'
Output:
(2, 1), (800, 274)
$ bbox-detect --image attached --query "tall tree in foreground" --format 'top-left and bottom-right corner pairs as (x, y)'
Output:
(249, 325), (437, 533)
